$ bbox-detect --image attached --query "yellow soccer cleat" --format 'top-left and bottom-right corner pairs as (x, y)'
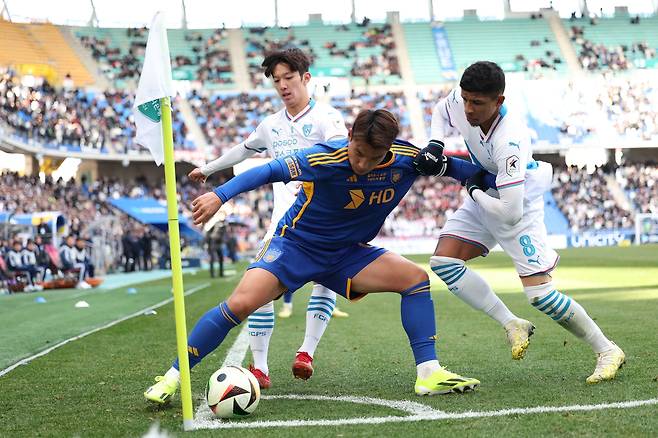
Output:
(144, 375), (179, 404)
(504, 318), (535, 360)
(332, 307), (349, 318)
(586, 344), (625, 384)
(278, 305), (293, 319)
(415, 367), (480, 396)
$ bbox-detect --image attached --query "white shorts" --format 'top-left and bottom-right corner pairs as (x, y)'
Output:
(440, 195), (559, 277)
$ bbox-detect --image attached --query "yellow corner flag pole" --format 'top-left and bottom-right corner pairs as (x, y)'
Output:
(160, 96), (194, 430)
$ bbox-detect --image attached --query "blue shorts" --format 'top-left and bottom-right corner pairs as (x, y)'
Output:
(248, 236), (387, 301)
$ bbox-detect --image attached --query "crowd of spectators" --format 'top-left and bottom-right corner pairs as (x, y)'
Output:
(78, 27), (233, 85)
(243, 21), (400, 88)
(417, 88), (454, 138)
(78, 31), (144, 81)
(345, 23), (400, 83)
(188, 90), (412, 158)
(598, 79), (658, 141)
(615, 163), (658, 214)
(331, 91), (412, 139)
(0, 172), (149, 278)
(195, 28), (233, 84)
(2, 155), (658, 292)
(515, 37), (563, 75)
(244, 27), (312, 88)
(0, 68), (194, 154)
(187, 91), (278, 158)
(379, 176), (463, 238)
(568, 24), (656, 72)
(536, 77), (658, 144)
(552, 165), (634, 232)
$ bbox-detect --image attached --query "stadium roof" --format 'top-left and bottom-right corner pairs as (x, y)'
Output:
(1, 0), (656, 28)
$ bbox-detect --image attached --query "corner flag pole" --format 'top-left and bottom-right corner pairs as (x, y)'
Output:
(161, 96), (194, 430)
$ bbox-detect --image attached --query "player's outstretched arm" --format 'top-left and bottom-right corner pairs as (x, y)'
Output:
(191, 160), (289, 225)
(189, 143), (257, 182)
(444, 157), (496, 189)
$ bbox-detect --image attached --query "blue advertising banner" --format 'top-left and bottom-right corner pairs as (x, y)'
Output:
(432, 25), (457, 80)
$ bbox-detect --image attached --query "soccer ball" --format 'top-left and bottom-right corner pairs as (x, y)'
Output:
(206, 366), (260, 418)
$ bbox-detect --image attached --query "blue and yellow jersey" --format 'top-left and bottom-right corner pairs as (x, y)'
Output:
(272, 138), (419, 250)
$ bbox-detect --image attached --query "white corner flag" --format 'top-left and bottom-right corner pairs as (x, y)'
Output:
(133, 12), (174, 166)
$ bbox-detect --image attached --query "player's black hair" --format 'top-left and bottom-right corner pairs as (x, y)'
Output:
(459, 61), (505, 97)
(351, 109), (399, 150)
(262, 48), (311, 78)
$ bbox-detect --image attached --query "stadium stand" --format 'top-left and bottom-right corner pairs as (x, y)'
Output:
(0, 67), (194, 154)
(552, 165), (634, 232)
(187, 91), (279, 158)
(566, 15), (658, 71)
(380, 176), (463, 238)
(402, 22), (445, 84)
(0, 19), (94, 87)
(616, 163), (658, 214)
(188, 90), (412, 158)
(442, 16), (566, 73)
(330, 91), (412, 139)
(73, 26), (234, 87)
(243, 20), (401, 88)
(1, 9), (657, 263)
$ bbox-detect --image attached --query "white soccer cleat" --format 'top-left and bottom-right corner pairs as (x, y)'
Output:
(586, 343), (625, 384)
(504, 318), (535, 360)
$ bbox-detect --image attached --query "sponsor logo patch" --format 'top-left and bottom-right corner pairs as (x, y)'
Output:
(263, 248), (283, 263)
(285, 157), (301, 179)
(506, 155), (520, 177)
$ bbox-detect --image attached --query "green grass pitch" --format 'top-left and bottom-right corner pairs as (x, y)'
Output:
(1, 245), (657, 436)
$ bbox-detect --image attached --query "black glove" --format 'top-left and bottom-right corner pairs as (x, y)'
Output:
(465, 170), (487, 199)
(412, 139), (448, 176)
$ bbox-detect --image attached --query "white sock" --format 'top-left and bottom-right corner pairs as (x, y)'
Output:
(247, 301), (275, 374)
(282, 302), (292, 311)
(298, 284), (336, 357)
(525, 283), (614, 353)
(416, 359), (441, 379)
(430, 256), (517, 326)
(164, 367), (180, 384)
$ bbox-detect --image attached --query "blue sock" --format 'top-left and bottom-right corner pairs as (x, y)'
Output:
(173, 301), (241, 370)
(400, 281), (437, 365)
(283, 291), (293, 305)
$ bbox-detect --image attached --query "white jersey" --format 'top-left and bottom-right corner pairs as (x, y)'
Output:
(242, 99), (348, 237)
(432, 87), (549, 200)
(433, 88), (557, 276)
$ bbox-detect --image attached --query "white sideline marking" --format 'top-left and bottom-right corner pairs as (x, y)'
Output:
(191, 395), (658, 430)
(221, 325), (250, 368)
(0, 282), (211, 378)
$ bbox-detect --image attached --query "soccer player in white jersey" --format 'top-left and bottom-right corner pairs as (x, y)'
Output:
(188, 48), (348, 389)
(414, 61), (624, 383)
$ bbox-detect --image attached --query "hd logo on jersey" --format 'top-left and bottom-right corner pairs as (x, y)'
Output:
(506, 155), (520, 177)
(369, 188), (395, 205)
(302, 124), (313, 137)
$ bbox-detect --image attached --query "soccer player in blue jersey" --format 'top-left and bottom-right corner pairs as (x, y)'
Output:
(144, 109), (496, 403)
